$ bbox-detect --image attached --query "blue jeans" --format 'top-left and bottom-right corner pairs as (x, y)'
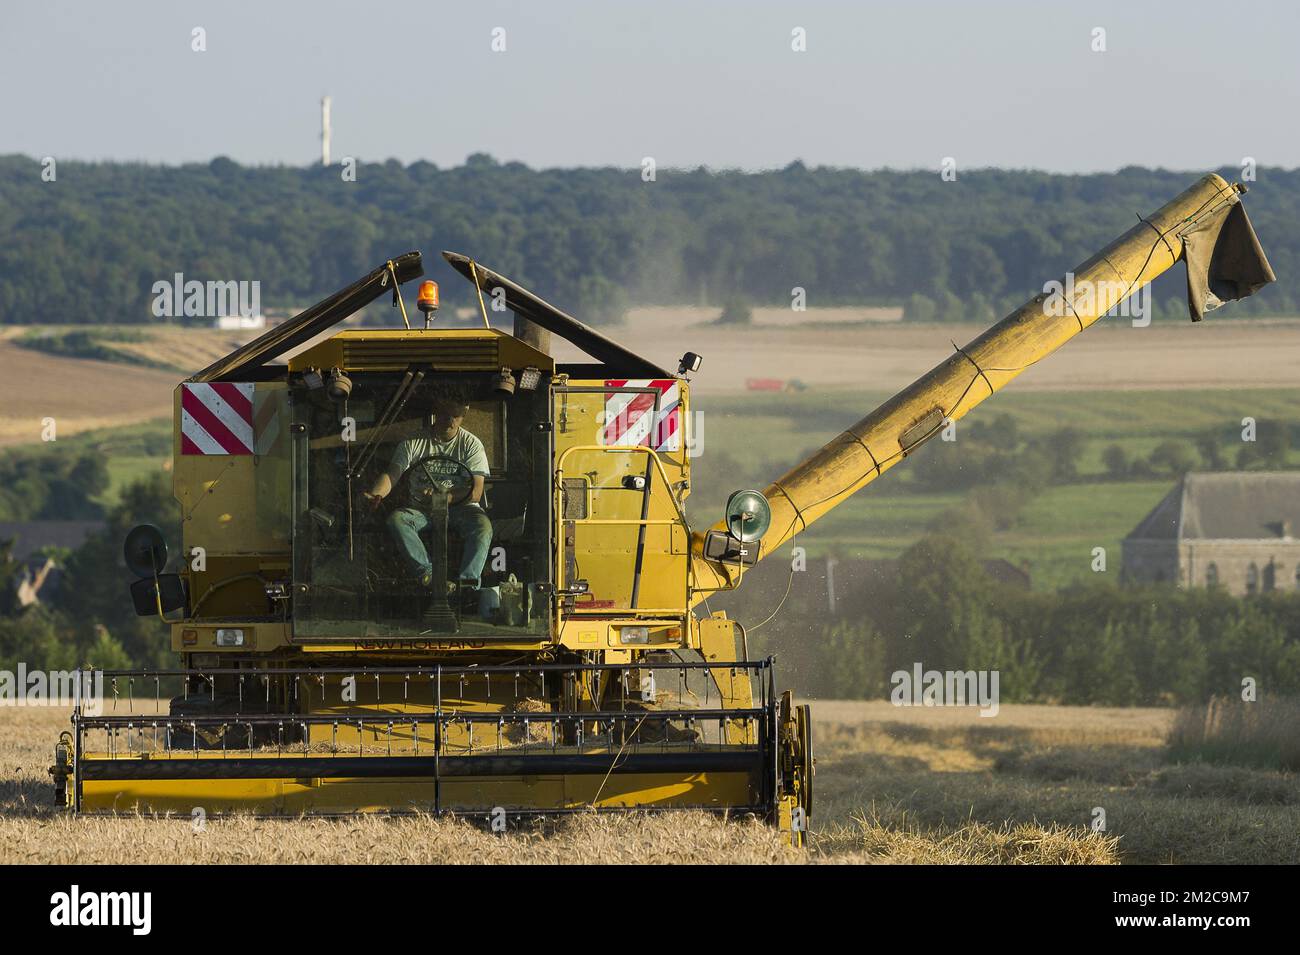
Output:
(387, 505), (493, 587)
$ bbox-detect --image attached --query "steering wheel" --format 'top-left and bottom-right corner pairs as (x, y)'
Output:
(410, 454), (475, 507)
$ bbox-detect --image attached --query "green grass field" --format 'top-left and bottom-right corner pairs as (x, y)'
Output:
(60, 419), (172, 509)
(689, 386), (1300, 590)
(695, 386), (1300, 478)
(762, 480), (1174, 589)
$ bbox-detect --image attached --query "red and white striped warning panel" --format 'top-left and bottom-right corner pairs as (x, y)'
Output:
(602, 379), (681, 452)
(180, 382), (255, 455)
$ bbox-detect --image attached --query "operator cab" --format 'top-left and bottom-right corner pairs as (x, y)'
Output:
(290, 368), (552, 639)
(157, 250), (684, 642)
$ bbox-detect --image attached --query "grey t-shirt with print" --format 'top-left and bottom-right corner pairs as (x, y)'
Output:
(389, 428), (490, 508)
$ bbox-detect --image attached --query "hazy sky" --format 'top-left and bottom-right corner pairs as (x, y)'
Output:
(4, 0), (1297, 173)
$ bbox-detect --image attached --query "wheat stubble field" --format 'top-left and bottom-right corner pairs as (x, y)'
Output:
(4, 701), (1297, 865)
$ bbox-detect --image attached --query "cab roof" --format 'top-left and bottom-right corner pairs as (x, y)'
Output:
(189, 250), (672, 383)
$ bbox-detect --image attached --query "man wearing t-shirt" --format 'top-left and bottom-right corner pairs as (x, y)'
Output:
(364, 398), (493, 590)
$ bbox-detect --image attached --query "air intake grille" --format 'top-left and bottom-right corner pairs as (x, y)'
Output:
(341, 339), (500, 371)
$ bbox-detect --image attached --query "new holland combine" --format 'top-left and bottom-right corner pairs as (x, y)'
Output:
(52, 173), (1274, 842)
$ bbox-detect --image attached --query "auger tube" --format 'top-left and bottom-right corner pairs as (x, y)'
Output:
(689, 173), (1275, 599)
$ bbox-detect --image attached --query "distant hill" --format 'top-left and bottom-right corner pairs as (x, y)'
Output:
(1, 155), (1295, 324)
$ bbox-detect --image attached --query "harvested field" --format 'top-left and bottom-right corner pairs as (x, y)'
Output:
(5, 700), (1296, 864)
(0, 324), (252, 447)
(0, 339), (176, 447)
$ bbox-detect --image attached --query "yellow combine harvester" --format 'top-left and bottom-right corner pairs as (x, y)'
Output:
(53, 173), (1273, 841)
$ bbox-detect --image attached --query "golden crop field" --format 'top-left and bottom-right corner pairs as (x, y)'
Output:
(0, 339), (178, 447)
(5, 700), (1296, 865)
(0, 326), (246, 447)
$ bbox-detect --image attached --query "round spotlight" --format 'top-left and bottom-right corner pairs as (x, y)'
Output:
(326, 367), (353, 401)
(724, 489), (771, 543)
(123, 524), (169, 578)
(494, 367), (516, 395)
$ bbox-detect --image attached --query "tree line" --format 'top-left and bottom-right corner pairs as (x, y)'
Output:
(5, 465), (1299, 706)
(1, 155), (1297, 325)
(755, 530), (1300, 706)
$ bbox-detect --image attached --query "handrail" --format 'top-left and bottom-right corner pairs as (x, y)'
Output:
(555, 443), (693, 615)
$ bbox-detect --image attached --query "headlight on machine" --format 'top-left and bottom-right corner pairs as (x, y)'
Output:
(215, 628), (245, 647)
(619, 626), (649, 644)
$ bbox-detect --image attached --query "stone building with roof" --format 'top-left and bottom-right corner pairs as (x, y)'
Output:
(1122, 472), (1300, 595)
(0, 519), (106, 607)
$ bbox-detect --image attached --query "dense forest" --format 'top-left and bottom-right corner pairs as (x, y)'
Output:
(1, 155), (1297, 324)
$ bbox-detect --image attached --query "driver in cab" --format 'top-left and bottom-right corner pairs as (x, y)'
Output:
(364, 397), (493, 592)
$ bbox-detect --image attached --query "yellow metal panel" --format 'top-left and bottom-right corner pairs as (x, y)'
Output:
(79, 772), (757, 815)
(555, 440), (690, 613)
(174, 382), (291, 557)
(288, 328), (554, 374)
(555, 380), (690, 492)
(698, 614), (756, 744)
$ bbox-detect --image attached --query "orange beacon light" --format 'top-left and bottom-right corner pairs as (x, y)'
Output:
(416, 280), (439, 328)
